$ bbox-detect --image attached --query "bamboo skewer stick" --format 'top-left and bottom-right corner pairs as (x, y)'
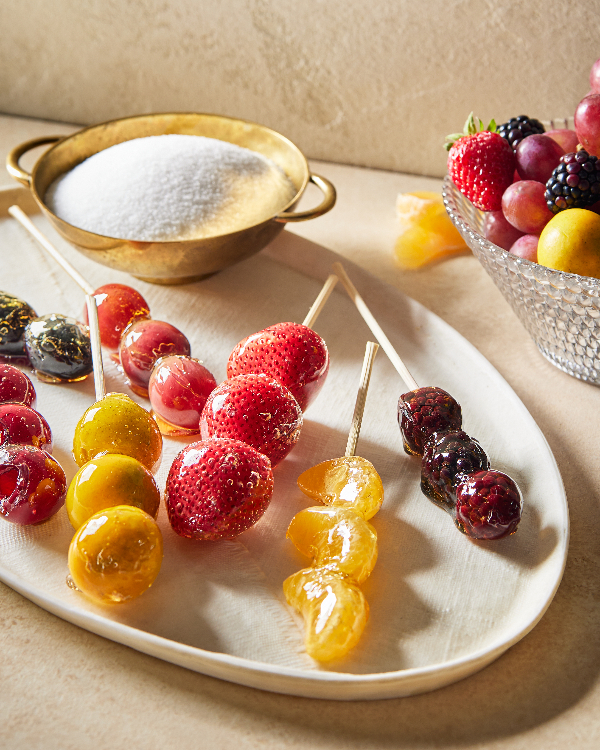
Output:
(331, 261), (419, 391)
(303, 273), (338, 329)
(9, 205), (106, 401)
(345, 341), (379, 458)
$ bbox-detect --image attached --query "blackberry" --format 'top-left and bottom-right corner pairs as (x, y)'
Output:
(397, 386), (462, 456)
(421, 430), (489, 510)
(544, 150), (600, 213)
(455, 470), (522, 540)
(497, 115), (545, 151)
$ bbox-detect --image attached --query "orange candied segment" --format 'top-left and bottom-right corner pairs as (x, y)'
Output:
(297, 456), (383, 520)
(394, 191), (468, 269)
(283, 566), (369, 661)
(287, 506), (378, 584)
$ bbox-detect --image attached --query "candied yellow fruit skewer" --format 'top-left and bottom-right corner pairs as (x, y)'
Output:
(284, 342), (382, 661)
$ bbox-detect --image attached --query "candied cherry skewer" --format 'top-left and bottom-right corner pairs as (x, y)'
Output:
(284, 341), (382, 662)
(332, 261), (522, 541)
(227, 274), (338, 412)
(8, 206), (162, 473)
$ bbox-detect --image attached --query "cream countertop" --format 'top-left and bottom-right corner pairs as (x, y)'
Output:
(1, 114), (600, 750)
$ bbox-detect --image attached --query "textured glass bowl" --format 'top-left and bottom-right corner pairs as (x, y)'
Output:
(443, 174), (600, 386)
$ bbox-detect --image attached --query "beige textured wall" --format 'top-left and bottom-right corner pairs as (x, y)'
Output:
(1, 0), (599, 177)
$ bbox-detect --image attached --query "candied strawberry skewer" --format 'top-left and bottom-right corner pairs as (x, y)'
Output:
(285, 341), (382, 662)
(332, 261), (522, 541)
(227, 274), (338, 411)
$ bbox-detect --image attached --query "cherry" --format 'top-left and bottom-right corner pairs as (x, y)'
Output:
(0, 444), (66, 524)
(0, 364), (36, 406)
(0, 403), (52, 452)
(148, 355), (217, 433)
(82, 283), (150, 349)
(119, 319), (191, 395)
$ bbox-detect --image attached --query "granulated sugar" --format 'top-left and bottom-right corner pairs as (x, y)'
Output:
(45, 135), (296, 241)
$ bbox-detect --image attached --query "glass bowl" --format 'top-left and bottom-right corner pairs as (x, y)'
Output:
(443, 174), (600, 386)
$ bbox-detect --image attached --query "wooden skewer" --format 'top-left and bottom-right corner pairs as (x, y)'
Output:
(331, 261), (419, 392)
(9, 205), (106, 401)
(303, 273), (338, 329)
(345, 341), (379, 458)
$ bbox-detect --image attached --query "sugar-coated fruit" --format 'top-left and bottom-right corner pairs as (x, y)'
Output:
(297, 456), (383, 520)
(0, 403), (52, 452)
(165, 438), (274, 540)
(148, 355), (216, 432)
(501, 180), (554, 235)
(455, 469), (522, 540)
(227, 322), (329, 411)
(398, 386), (462, 456)
(0, 364), (35, 406)
(509, 234), (539, 262)
(119, 318), (191, 394)
(73, 392), (162, 473)
(68, 505), (163, 604)
(83, 283), (150, 349)
(483, 210), (524, 251)
(0, 291), (37, 359)
(66, 454), (161, 530)
(24, 313), (93, 382)
(0, 444), (66, 524)
(200, 373), (303, 467)
(537, 208), (600, 279)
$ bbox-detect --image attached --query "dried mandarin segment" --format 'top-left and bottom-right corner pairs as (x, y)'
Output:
(68, 505), (163, 604)
(283, 567), (369, 662)
(394, 192), (468, 269)
(297, 456), (383, 520)
(287, 506), (378, 584)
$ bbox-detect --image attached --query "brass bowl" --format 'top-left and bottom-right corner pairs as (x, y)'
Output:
(7, 113), (336, 284)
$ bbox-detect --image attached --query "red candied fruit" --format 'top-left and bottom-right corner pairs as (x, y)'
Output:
(119, 319), (191, 395)
(421, 430), (489, 510)
(83, 283), (150, 349)
(0, 364), (36, 406)
(455, 469), (522, 540)
(0, 404), (52, 452)
(165, 438), (274, 540)
(0, 444), (66, 524)
(397, 386), (462, 456)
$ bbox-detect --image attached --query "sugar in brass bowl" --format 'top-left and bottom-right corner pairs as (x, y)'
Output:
(7, 113), (336, 284)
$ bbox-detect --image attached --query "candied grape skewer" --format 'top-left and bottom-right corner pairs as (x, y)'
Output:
(285, 341), (382, 661)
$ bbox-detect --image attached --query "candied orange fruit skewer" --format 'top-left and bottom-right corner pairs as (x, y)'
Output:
(284, 342), (382, 661)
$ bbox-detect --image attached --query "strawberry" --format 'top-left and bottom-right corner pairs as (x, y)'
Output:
(446, 114), (516, 211)
(227, 322), (329, 411)
(199, 373), (303, 467)
(165, 438), (274, 540)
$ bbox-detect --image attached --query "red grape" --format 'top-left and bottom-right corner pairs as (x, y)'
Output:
(83, 283), (150, 349)
(0, 364), (35, 406)
(590, 58), (600, 94)
(545, 129), (579, 154)
(509, 234), (539, 262)
(119, 319), (191, 395)
(483, 210), (524, 250)
(149, 355), (217, 432)
(516, 134), (564, 183)
(575, 94), (600, 156)
(0, 444), (66, 524)
(502, 181), (554, 235)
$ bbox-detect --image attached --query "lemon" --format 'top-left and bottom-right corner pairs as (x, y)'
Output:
(537, 208), (600, 279)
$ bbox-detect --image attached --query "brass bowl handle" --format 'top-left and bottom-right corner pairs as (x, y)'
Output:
(6, 136), (63, 187)
(275, 173), (336, 223)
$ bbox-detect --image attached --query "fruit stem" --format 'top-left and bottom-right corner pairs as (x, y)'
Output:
(303, 273), (338, 329)
(345, 341), (379, 458)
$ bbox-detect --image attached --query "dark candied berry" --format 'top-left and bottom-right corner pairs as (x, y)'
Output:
(397, 386), (462, 456)
(497, 115), (545, 151)
(0, 291), (37, 359)
(544, 150), (600, 213)
(24, 314), (93, 383)
(455, 470), (522, 540)
(421, 430), (489, 510)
